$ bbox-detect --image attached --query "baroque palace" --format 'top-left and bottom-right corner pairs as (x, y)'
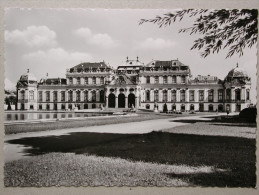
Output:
(16, 57), (251, 112)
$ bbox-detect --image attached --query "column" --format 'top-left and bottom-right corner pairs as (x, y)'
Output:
(115, 96), (118, 108)
(159, 90), (163, 102)
(135, 96), (139, 108)
(186, 89), (189, 102)
(96, 90), (100, 102)
(231, 88), (235, 101)
(241, 88), (245, 100)
(106, 95), (109, 108)
(167, 90), (171, 102)
(176, 89), (180, 102)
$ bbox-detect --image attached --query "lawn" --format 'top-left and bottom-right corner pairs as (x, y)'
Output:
(5, 112), (174, 134)
(6, 129), (256, 187)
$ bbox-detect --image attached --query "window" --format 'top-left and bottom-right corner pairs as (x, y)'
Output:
(92, 77), (96, 84)
(46, 91), (50, 102)
(163, 76), (168, 84)
(53, 91), (57, 101)
(20, 91), (25, 100)
(180, 90), (185, 102)
(29, 91), (34, 100)
(189, 90), (194, 101)
(68, 91), (73, 102)
(171, 90), (176, 102)
(146, 91), (150, 101)
(208, 90), (214, 102)
(146, 76), (150, 84)
(84, 91), (88, 102)
(76, 91), (81, 101)
(235, 89), (241, 101)
(85, 77), (88, 84)
(146, 104), (150, 109)
(38, 91), (42, 101)
(172, 76), (176, 83)
(226, 89), (231, 101)
(155, 76), (159, 84)
(181, 76), (185, 83)
(100, 90), (105, 102)
(218, 90), (223, 101)
(92, 91), (96, 102)
(154, 90), (159, 102)
(69, 78), (73, 85)
(246, 90), (250, 100)
(39, 104), (42, 110)
(199, 90), (204, 101)
(77, 77), (81, 85)
(61, 91), (65, 102)
(163, 90), (167, 102)
(100, 77), (104, 85)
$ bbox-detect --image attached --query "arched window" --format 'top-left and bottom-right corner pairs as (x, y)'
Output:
(92, 77), (96, 84)
(53, 91), (57, 101)
(163, 90), (167, 102)
(155, 76), (159, 84)
(61, 91), (65, 102)
(235, 89), (241, 101)
(146, 90), (150, 101)
(92, 91), (96, 102)
(181, 76), (185, 83)
(77, 77), (81, 85)
(29, 91), (34, 100)
(46, 91), (50, 102)
(100, 77), (104, 85)
(146, 104), (150, 109)
(246, 89), (250, 100)
(163, 76), (168, 84)
(218, 89), (223, 101)
(172, 76), (176, 83)
(100, 90), (105, 102)
(69, 77), (73, 85)
(76, 91), (81, 101)
(38, 91), (42, 101)
(226, 89), (231, 101)
(171, 90), (176, 102)
(209, 104), (214, 112)
(68, 91), (73, 102)
(199, 90), (204, 101)
(208, 90), (214, 102)
(146, 76), (150, 84)
(189, 90), (194, 101)
(154, 90), (159, 102)
(85, 77), (88, 84)
(84, 91), (88, 102)
(180, 90), (185, 102)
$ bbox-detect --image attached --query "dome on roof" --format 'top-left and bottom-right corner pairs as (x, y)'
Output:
(226, 64), (248, 78)
(19, 69), (37, 82)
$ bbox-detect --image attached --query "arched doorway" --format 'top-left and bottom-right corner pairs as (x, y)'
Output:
(208, 104), (213, 112)
(108, 93), (115, 108)
(190, 104), (194, 111)
(118, 93), (125, 108)
(236, 104), (241, 112)
(199, 103), (204, 112)
(218, 104), (223, 112)
(181, 104), (185, 112)
(128, 93), (135, 108)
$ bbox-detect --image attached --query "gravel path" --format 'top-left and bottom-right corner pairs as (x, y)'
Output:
(4, 152), (226, 187)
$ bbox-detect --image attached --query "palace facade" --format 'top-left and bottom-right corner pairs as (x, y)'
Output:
(16, 57), (252, 112)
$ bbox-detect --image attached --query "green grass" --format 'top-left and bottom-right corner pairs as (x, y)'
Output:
(7, 130), (256, 187)
(5, 113), (172, 134)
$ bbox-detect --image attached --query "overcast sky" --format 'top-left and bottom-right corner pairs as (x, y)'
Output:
(4, 8), (257, 103)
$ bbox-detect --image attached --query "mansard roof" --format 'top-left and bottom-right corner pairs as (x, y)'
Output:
(71, 62), (110, 71)
(39, 78), (67, 85)
(146, 59), (186, 67)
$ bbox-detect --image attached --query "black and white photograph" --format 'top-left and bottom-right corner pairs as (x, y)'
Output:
(3, 8), (257, 187)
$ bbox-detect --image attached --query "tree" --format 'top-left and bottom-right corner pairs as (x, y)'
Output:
(139, 9), (258, 58)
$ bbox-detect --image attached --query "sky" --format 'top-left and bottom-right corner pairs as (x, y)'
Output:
(4, 8), (257, 103)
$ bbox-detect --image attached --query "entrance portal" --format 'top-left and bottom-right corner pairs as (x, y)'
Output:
(118, 94), (125, 108)
(128, 93), (135, 108)
(199, 103), (204, 112)
(236, 104), (241, 112)
(108, 93), (115, 108)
